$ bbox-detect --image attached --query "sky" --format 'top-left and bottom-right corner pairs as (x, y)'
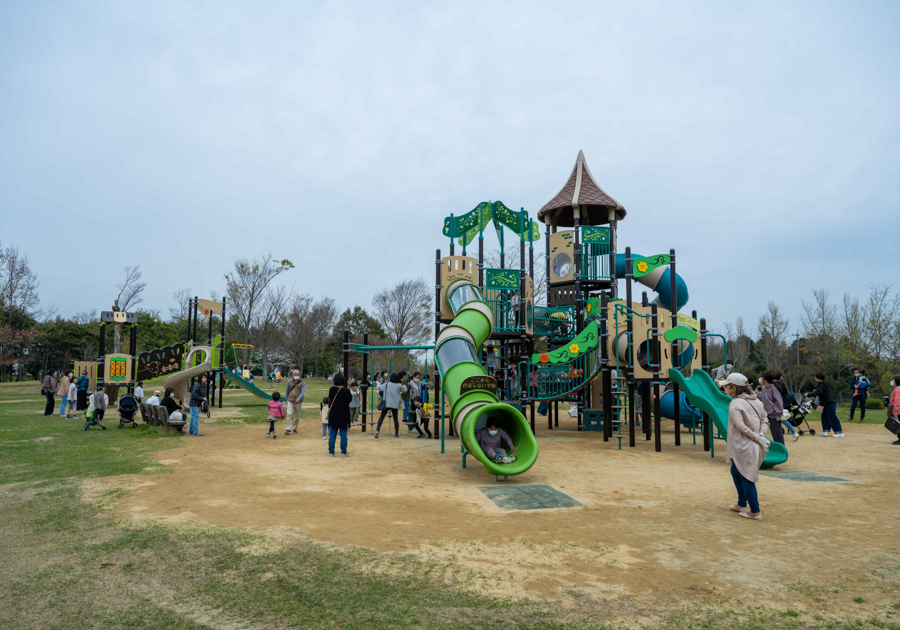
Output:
(1, 0), (898, 335)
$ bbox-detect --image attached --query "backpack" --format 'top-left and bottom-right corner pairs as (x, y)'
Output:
(91, 391), (107, 411)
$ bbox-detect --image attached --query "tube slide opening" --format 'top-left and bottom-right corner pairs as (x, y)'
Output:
(460, 402), (538, 476)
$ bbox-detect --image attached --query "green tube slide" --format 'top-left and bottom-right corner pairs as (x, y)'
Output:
(437, 280), (539, 476)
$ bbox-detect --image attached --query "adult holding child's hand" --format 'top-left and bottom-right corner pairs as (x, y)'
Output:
(327, 373), (353, 458)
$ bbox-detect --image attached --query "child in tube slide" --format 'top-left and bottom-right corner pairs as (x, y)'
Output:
(475, 421), (518, 464)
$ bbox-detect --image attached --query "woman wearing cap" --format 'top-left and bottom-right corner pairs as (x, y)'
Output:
(720, 373), (770, 521)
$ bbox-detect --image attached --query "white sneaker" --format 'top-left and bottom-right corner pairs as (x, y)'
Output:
(321, 435), (327, 440)
(791, 433), (800, 442)
(501, 456), (514, 464)
(819, 431), (830, 437)
(832, 432), (845, 438)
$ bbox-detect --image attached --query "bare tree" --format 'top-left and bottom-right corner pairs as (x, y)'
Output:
(841, 293), (864, 358)
(111, 265), (147, 352)
(72, 309), (98, 325)
(723, 317), (752, 371)
(225, 254), (294, 364)
(0, 241), (40, 323)
(757, 301), (790, 370)
(284, 294), (338, 375)
(862, 284), (899, 361)
(482, 247), (547, 306)
(801, 289), (848, 380)
(372, 278), (432, 346)
(168, 288), (193, 323)
(251, 285), (291, 376)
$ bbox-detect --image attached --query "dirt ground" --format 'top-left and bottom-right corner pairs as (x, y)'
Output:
(107, 411), (900, 620)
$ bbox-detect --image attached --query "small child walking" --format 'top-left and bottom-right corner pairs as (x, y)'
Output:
(349, 381), (360, 426)
(66, 378), (78, 419)
(411, 397), (433, 439)
(267, 392), (285, 439)
(320, 397), (330, 440)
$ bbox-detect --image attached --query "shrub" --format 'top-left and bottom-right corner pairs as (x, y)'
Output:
(866, 397), (884, 410)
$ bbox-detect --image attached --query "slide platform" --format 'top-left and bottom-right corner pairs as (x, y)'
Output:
(667, 368), (788, 469)
(222, 367), (273, 400)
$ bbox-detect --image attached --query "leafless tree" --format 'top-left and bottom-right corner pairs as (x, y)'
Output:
(862, 284), (898, 361)
(251, 285), (291, 376)
(72, 309), (98, 325)
(0, 241), (40, 323)
(111, 265), (147, 352)
(372, 278), (432, 346)
(801, 289), (847, 380)
(225, 254), (294, 364)
(284, 294), (338, 375)
(841, 293), (864, 358)
(757, 301), (790, 370)
(723, 317), (752, 371)
(483, 247), (547, 306)
(168, 288), (193, 323)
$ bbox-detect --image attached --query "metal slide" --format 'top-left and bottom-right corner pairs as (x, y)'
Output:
(437, 279), (539, 476)
(221, 367), (274, 400)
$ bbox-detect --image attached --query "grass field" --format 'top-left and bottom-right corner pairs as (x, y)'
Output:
(2, 377), (898, 630)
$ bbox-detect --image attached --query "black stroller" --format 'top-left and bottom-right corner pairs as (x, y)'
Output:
(117, 395), (138, 429)
(784, 392), (816, 436)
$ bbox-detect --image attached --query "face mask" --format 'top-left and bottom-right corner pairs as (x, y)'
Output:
(892, 381), (896, 387)
(488, 429), (498, 436)
(294, 376), (300, 381)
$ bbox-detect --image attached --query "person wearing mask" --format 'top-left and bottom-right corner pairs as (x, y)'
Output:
(284, 370), (305, 435)
(409, 372), (421, 407)
(56, 370), (72, 418)
(850, 369), (870, 422)
(146, 390), (161, 406)
(758, 372), (785, 445)
(188, 374), (208, 436)
(42, 370), (57, 416)
(376, 373), (402, 438)
(475, 420), (518, 463)
(399, 371), (411, 424)
(805, 372), (844, 438)
(160, 387), (187, 433)
(326, 373), (353, 457)
(720, 373), (769, 521)
(886, 375), (900, 445)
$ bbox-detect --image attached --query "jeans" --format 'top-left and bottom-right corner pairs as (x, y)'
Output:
(60, 395), (68, 416)
(781, 420), (797, 436)
(821, 402), (842, 433)
(730, 463), (760, 513)
(403, 399), (410, 423)
(189, 406), (200, 435)
(849, 395), (866, 420)
(538, 400), (548, 416)
(377, 408), (399, 435)
(328, 426), (347, 454)
(44, 393), (55, 416)
(421, 388), (429, 405)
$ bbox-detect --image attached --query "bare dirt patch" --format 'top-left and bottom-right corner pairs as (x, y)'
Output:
(106, 416), (900, 620)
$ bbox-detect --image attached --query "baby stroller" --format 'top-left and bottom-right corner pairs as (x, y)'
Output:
(784, 392), (816, 436)
(117, 395), (138, 429)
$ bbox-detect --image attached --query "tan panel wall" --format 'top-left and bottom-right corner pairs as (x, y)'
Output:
(548, 231), (574, 284)
(440, 256), (478, 319)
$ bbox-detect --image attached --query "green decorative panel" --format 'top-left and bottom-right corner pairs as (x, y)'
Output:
(664, 325), (698, 344)
(633, 254), (670, 278)
(491, 201), (540, 242)
(532, 320), (599, 364)
(581, 226), (609, 244)
(485, 268), (520, 290)
(443, 202), (491, 245)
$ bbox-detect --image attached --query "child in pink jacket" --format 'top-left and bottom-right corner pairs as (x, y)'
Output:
(267, 392), (285, 439)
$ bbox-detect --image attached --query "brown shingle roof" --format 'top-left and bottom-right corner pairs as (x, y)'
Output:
(537, 150), (626, 227)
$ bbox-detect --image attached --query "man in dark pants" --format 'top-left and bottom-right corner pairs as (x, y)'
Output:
(849, 368), (868, 421)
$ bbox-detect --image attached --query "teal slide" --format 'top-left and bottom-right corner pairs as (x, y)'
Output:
(222, 367), (273, 400)
(667, 368), (788, 469)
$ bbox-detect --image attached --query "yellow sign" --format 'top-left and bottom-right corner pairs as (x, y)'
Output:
(677, 313), (700, 331)
(103, 354), (132, 384)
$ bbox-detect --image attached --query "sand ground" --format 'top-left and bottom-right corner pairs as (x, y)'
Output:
(106, 412), (900, 621)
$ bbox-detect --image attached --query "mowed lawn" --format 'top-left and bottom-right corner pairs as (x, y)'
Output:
(1, 378), (898, 630)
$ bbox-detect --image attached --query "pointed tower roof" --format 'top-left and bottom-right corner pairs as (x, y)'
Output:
(537, 150), (626, 227)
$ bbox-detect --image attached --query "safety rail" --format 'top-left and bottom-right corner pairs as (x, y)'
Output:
(534, 305), (576, 340)
(526, 346), (600, 401)
(580, 242), (613, 281)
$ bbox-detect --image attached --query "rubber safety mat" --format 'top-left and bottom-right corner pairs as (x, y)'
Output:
(479, 484), (583, 510)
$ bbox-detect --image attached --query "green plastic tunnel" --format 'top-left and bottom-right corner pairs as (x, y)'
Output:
(437, 279), (539, 476)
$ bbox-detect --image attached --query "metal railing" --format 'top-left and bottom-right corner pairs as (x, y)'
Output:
(534, 305), (576, 340)
(580, 243), (612, 281)
(526, 347), (599, 401)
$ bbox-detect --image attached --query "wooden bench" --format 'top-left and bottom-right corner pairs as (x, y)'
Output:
(157, 405), (186, 435)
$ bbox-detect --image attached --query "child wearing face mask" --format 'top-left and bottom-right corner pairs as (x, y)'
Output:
(475, 420), (518, 463)
(887, 375), (900, 445)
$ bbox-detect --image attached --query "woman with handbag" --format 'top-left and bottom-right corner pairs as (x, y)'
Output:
(887, 375), (900, 446)
(720, 373), (770, 521)
(327, 373), (353, 457)
(375, 373), (402, 438)
(758, 372), (785, 445)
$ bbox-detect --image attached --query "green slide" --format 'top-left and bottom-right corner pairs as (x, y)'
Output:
(667, 368), (788, 469)
(438, 279), (539, 476)
(222, 367), (273, 401)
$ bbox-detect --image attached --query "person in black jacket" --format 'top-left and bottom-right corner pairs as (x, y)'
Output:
(805, 372), (844, 438)
(327, 373), (353, 457)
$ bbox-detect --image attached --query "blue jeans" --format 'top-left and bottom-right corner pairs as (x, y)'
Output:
(730, 463), (759, 513)
(322, 423), (327, 437)
(189, 406), (200, 435)
(403, 399), (410, 423)
(60, 395), (68, 416)
(328, 426), (347, 454)
(821, 403), (842, 433)
(422, 388), (429, 405)
(538, 400), (548, 415)
(781, 420), (797, 436)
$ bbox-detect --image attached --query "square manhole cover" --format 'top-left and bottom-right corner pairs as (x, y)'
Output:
(760, 470), (849, 482)
(479, 484), (582, 510)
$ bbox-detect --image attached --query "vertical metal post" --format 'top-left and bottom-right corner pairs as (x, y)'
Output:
(601, 292), (610, 442)
(219, 296), (226, 408)
(545, 224), (551, 307)
(700, 317), (710, 452)
(625, 247), (635, 446)
(609, 218), (618, 298)
(573, 213), (582, 431)
(361, 333), (369, 432)
(435, 249), (445, 438)
(449, 214), (455, 257)
(669, 249), (680, 446)
(98, 323), (106, 389)
(342, 330), (349, 382)
(129, 325), (137, 393)
(652, 303), (661, 452)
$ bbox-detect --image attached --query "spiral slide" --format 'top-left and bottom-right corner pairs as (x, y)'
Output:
(439, 280), (539, 476)
(614, 253), (688, 311)
(668, 368), (788, 469)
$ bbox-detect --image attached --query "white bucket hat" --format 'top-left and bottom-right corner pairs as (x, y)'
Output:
(718, 372), (750, 388)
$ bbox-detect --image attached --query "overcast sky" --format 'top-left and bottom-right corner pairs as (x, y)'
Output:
(2, 1), (898, 335)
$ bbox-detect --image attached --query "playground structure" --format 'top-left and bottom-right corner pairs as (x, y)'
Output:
(344, 149), (789, 477)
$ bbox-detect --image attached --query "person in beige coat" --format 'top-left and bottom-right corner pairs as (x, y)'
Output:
(720, 373), (770, 521)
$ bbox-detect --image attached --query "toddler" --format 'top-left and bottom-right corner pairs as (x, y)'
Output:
(66, 378), (78, 419)
(411, 396), (433, 439)
(266, 392), (285, 439)
(320, 396), (331, 440)
(349, 381), (360, 425)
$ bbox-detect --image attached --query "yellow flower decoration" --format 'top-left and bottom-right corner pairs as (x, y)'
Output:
(586, 303), (592, 313)
(636, 261), (648, 273)
(569, 343), (580, 354)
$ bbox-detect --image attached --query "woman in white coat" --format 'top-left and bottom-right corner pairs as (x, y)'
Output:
(720, 373), (770, 521)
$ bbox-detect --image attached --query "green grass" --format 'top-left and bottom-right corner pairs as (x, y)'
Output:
(2, 379), (898, 629)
